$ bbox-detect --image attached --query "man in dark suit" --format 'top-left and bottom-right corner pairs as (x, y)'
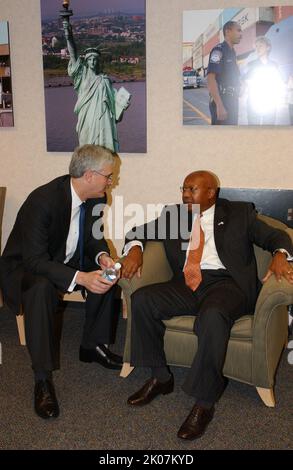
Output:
(122, 171), (293, 441)
(0, 144), (122, 419)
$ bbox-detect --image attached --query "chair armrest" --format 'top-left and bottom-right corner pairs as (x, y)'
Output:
(119, 241), (173, 318)
(118, 241), (173, 363)
(285, 227), (293, 244)
(254, 276), (293, 327)
(252, 276), (293, 387)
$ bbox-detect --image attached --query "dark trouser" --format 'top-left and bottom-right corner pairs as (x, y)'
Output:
(130, 270), (247, 405)
(21, 272), (117, 372)
(209, 94), (239, 125)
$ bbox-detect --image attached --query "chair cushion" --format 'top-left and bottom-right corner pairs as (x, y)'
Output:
(164, 314), (253, 339)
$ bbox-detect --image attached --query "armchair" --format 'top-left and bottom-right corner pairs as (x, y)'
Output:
(119, 215), (293, 407)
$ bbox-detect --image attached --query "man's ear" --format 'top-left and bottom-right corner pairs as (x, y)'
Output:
(208, 188), (216, 199)
(83, 170), (92, 183)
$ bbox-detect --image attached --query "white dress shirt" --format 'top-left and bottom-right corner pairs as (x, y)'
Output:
(65, 182), (84, 265)
(198, 204), (226, 270)
(65, 182), (84, 292)
(65, 181), (109, 292)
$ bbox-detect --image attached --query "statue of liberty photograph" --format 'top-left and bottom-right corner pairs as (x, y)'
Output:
(61, 0), (131, 152)
(41, 0), (146, 153)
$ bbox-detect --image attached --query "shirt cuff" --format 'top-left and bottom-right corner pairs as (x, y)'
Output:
(273, 248), (293, 261)
(122, 241), (144, 257)
(67, 271), (79, 292)
(95, 251), (109, 266)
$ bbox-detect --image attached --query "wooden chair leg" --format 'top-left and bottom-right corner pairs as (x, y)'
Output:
(63, 291), (85, 302)
(16, 314), (26, 346)
(121, 293), (128, 319)
(256, 387), (275, 407)
(120, 362), (134, 378)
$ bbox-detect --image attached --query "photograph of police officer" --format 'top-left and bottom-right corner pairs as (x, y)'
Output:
(183, 6), (293, 126)
(207, 21), (242, 125)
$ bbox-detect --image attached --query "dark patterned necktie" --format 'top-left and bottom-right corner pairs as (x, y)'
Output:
(78, 202), (86, 271)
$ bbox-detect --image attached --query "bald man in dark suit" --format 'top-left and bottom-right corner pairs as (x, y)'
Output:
(122, 171), (293, 440)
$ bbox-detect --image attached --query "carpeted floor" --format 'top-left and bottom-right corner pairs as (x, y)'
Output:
(0, 303), (292, 450)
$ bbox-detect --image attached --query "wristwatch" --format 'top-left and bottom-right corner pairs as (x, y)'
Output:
(273, 248), (293, 261)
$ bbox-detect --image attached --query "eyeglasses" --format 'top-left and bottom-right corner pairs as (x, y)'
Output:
(92, 170), (113, 181)
(180, 186), (198, 194)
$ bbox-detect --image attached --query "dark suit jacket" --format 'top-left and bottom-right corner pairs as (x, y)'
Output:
(125, 198), (292, 312)
(0, 175), (109, 313)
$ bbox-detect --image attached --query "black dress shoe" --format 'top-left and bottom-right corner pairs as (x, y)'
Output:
(127, 374), (174, 406)
(79, 345), (122, 370)
(34, 380), (59, 420)
(177, 404), (215, 440)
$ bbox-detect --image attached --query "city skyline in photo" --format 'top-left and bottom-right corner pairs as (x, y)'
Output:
(41, 0), (145, 20)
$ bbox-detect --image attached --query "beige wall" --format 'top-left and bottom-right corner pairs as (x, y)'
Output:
(1, 0), (292, 253)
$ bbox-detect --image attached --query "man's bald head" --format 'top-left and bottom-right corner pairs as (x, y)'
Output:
(185, 171), (219, 190)
(182, 171), (220, 212)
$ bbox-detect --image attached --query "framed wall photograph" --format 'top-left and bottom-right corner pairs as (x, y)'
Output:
(183, 6), (293, 126)
(0, 21), (14, 127)
(41, 0), (146, 153)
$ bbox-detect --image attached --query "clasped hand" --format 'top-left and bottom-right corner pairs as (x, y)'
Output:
(121, 246), (143, 280)
(79, 271), (117, 294)
(76, 254), (120, 294)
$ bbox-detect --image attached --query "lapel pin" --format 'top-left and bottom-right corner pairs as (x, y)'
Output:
(218, 221), (224, 226)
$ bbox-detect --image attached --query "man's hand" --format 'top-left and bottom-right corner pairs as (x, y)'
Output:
(98, 253), (115, 270)
(121, 246), (143, 280)
(76, 270), (116, 294)
(216, 102), (228, 121)
(262, 252), (293, 284)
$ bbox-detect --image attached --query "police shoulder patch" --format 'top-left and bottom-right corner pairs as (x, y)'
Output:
(210, 49), (223, 64)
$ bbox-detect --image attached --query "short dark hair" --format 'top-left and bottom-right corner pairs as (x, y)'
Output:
(223, 21), (238, 37)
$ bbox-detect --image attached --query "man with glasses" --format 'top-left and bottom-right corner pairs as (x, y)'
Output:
(122, 170), (293, 441)
(0, 144), (122, 420)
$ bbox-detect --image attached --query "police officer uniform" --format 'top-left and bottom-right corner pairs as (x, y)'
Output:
(207, 41), (240, 125)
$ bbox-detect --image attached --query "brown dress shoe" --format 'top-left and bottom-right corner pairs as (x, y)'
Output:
(177, 404), (215, 440)
(79, 345), (122, 370)
(127, 375), (174, 406)
(34, 379), (60, 420)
